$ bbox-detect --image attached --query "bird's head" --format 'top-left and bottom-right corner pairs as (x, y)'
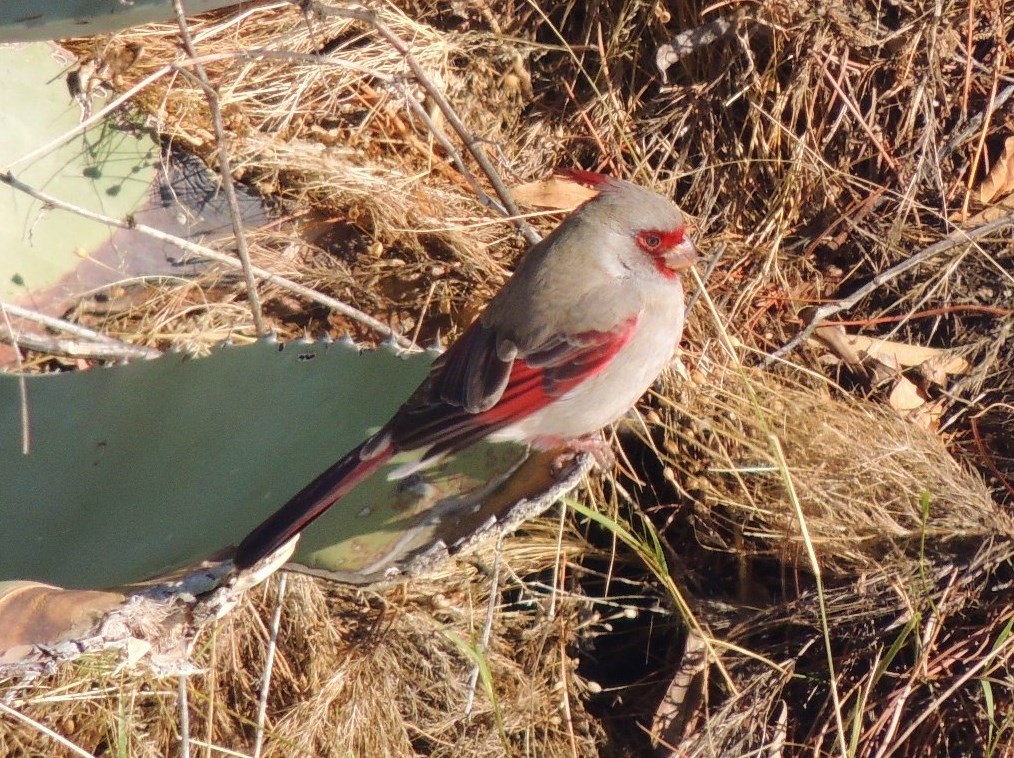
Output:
(560, 169), (697, 282)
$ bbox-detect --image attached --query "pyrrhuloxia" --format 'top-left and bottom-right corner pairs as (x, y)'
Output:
(235, 170), (696, 569)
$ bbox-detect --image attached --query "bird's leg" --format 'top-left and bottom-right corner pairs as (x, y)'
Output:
(568, 433), (615, 468)
(539, 433), (615, 473)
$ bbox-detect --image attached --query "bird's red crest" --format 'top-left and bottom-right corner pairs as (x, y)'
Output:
(557, 168), (616, 190)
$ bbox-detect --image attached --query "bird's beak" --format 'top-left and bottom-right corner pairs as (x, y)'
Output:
(664, 238), (698, 273)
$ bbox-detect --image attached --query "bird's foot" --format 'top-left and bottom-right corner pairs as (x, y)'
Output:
(570, 434), (615, 468)
(541, 434), (614, 474)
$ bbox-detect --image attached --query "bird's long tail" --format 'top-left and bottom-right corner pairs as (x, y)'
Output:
(234, 435), (395, 569)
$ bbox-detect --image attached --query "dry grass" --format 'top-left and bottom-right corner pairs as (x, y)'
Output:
(1, 528), (612, 757)
(3, 0), (1014, 755)
(669, 369), (1006, 575)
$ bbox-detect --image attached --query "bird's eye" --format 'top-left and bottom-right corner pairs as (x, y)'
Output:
(638, 232), (662, 250)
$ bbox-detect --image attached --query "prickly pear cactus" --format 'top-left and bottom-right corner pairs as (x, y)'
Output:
(0, 339), (590, 670)
(0, 1), (242, 42)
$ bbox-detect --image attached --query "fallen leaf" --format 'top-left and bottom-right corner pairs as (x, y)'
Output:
(813, 323), (862, 365)
(844, 335), (968, 375)
(977, 135), (1014, 205)
(892, 376), (924, 411)
(887, 377), (945, 429)
(511, 176), (599, 210)
(910, 396), (947, 430)
(888, 376), (925, 412)
(957, 195), (1014, 226)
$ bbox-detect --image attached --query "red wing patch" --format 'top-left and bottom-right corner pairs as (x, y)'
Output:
(390, 316), (637, 457)
(475, 316), (638, 425)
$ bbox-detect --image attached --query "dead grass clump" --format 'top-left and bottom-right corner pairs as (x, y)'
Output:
(0, 527), (609, 757)
(663, 368), (1008, 576)
(639, 0), (1014, 506)
(64, 0), (591, 352)
(670, 532), (1014, 755)
(607, 368), (1014, 753)
(75, 2), (536, 288)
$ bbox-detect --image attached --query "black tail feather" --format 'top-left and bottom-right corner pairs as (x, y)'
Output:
(234, 437), (393, 569)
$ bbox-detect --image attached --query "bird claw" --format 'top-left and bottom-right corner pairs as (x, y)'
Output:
(549, 434), (614, 474)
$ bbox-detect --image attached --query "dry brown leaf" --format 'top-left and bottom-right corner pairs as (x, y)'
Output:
(977, 135), (1014, 204)
(957, 194), (1014, 226)
(844, 335), (969, 375)
(910, 397), (947, 430)
(0, 582), (125, 657)
(511, 176), (599, 210)
(888, 376), (925, 412)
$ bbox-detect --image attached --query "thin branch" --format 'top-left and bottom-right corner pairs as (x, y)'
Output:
(0, 326), (158, 362)
(686, 242), (726, 314)
(547, 501), (567, 620)
(0, 304), (30, 456)
(173, 0), (266, 336)
(396, 81), (505, 216)
(178, 676), (191, 758)
(5, 64), (174, 172)
(464, 536), (502, 718)
(942, 81), (1014, 159)
(311, 3), (541, 245)
(254, 573), (288, 758)
(768, 210), (1014, 363)
(0, 301), (160, 359)
(0, 171), (414, 349)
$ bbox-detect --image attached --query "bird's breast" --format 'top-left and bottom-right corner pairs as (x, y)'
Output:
(494, 288), (685, 443)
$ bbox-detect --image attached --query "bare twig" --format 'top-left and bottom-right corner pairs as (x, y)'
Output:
(971, 416), (1014, 501)
(547, 501), (567, 620)
(943, 81), (1014, 159)
(0, 326), (158, 362)
(464, 536), (502, 718)
(686, 242), (726, 314)
(820, 54), (898, 173)
(178, 676), (191, 758)
(0, 304), (30, 455)
(397, 81), (506, 218)
(5, 64), (174, 172)
(0, 172), (414, 348)
(558, 630), (579, 756)
(0, 301), (160, 360)
(254, 573), (288, 758)
(880, 627), (1014, 758)
(768, 210), (1014, 363)
(310, 3), (540, 246)
(173, 0), (266, 336)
